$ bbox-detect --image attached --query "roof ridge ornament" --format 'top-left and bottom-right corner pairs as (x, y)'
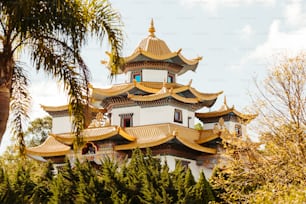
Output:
(148, 18), (156, 37)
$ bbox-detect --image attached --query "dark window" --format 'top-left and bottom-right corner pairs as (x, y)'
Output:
(82, 143), (97, 154)
(235, 124), (242, 137)
(174, 109), (182, 123)
(132, 72), (141, 82)
(119, 113), (133, 127)
(124, 118), (131, 127)
(167, 73), (175, 83)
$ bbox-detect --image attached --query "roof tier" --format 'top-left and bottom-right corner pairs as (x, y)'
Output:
(91, 81), (222, 110)
(26, 136), (71, 157)
(196, 96), (257, 124)
(104, 19), (202, 75)
(26, 123), (223, 157)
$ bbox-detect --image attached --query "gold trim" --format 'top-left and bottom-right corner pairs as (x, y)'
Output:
(118, 127), (137, 141)
(114, 135), (174, 150)
(189, 88), (223, 101)
(128, 92), (171, 101)
(124, 49), (201, 66)
(92, 83), (134, 97)
(135, 82), (160, 93)
(176, 136), (217, 154)
(196, 130), (220, 144)
(41, 104), (69, 112)
(171, 93), (199, 103)
(196, 109), (257, 122)
(26, 135), (71, 157)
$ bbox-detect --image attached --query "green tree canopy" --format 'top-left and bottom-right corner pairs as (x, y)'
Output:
(0, 149), (216, 203)
(24, 116), (52, 147)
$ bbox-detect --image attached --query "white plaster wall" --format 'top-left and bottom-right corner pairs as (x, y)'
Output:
(111, 105), (194, 127)
(158, 155), (213, 180)
(52, 116), (72, 134)
(142, 69), (168, 82)
(126, 72), (131, 82)
(111, 106), (140, 126)
(140, 106), (194, 127)
(203, 121), (247, 136)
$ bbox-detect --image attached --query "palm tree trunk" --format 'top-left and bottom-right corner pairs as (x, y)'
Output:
(0, 86), (10, 143)
(0, 57), (13, 144)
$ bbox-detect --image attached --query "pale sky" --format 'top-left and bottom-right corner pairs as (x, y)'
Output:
(1, 0), (306, 153)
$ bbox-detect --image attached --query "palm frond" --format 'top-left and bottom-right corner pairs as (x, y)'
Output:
(10, 65), (31, 155)
(31, 36), (90, 148)
(86, 0), (124, 76)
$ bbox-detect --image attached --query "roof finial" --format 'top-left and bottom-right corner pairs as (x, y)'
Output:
(148, 18), (155, 37)
(224, 95), (227, 106)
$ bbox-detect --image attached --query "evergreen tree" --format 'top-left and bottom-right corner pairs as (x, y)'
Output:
(31, 161), (54, 204)
(11, 163), (36, 204)
(0, 167), (14, 204)
(194, 172), (215, 204)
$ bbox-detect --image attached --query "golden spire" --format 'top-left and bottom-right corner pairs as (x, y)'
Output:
(148, 19), (155, 37)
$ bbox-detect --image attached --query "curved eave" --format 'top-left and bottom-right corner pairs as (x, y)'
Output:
(172, 93), (199, 103)
(124, 50), (200, 65)
(128, 92), (170, 102)
(54, 126), (124, 144)
(81, 126), (120, 142)
(26, 136), (71, 157)
(190, 88), (223, 101)
(114, 135), (174, 151)
(196, 130), (220, 144)
(196, 109), (257, 122)
(41, 104), (69, 112)
(121, 50), (201, 75)
(176, 136), (217, 154)
(118, 127), (137, 141)
(92, 83), (135, 99)
(53, 133), (75, 145)
(128, 91), (220, 104)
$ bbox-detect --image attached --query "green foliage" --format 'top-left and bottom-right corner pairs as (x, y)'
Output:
(194, 123), (204, 130)
(25, 116), (52, 147)
(210, 54), (306, 203)
(0, 0), (124, 152)
(0, 149), (216, 203)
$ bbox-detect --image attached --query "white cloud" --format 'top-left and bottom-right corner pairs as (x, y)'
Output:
(240, 24), (254, 39)
(247, 20), (306, 61)
(284, 0), (306, 27)
(180, 0), (275, 12)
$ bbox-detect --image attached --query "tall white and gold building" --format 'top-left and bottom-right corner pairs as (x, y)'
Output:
(26, 20), (256, 178)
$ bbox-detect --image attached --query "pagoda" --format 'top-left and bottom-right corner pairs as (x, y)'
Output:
(26, 20), (255, 178)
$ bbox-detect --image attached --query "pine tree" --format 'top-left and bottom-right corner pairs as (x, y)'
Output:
(11, 163), (36, 204)
(0, 167), (14, 204)
(194, 172), (215, 204)
(31, 161), (54, 204)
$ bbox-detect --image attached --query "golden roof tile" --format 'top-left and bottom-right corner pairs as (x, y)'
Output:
(54, 126), (121, 145)
(195, 97), (257, 123)
(26, 135), (71, 157)
(189, 87), (223, 101)
(171, 93), (199, 103)
(115, 123), (216, 154)
(196, 130), (220, 144)
(92, 81), (221, 105)
(176, 136), (217, 154)
(105, 20), (202, 75)
(92, 83), (134, 98)
(41, 104), (69, 112)
(128, 92), (171, 101)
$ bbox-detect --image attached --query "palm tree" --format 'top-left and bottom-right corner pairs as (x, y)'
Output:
(0, 0), (123, 154)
